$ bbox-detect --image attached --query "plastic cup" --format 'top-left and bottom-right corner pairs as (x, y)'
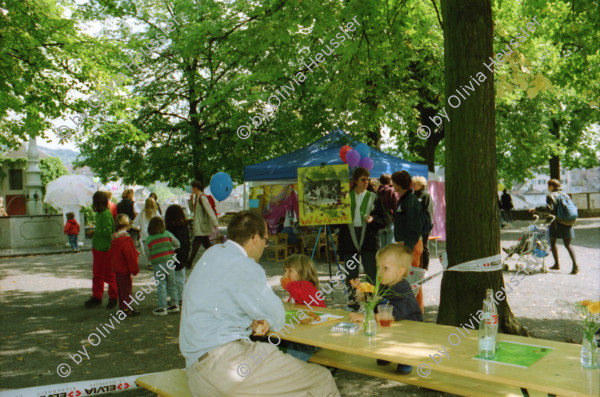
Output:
(377, 304), (394, 327)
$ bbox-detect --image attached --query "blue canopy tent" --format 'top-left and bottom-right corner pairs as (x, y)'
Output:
(243, 129), (428, 182)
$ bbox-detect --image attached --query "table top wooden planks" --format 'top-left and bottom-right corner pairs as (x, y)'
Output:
(275, 303), (599, 397)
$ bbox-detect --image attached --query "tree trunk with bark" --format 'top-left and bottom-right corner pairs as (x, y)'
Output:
(438, 0), (528, 336)
(549, 119), (561, 180)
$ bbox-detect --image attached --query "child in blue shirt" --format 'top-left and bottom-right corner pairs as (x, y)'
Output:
(350, 243), (422, 374)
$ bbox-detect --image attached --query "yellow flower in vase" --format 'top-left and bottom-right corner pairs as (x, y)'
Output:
(587, 301), (600, 315)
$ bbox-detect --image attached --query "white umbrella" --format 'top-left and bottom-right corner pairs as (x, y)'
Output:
(44, 175), (99, 208)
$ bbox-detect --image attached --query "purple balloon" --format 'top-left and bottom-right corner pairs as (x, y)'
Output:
(346, 149), (361, 167)
(359, 157), (374, 171)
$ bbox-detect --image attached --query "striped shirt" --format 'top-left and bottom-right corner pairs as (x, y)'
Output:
(145, 231), (180, 265)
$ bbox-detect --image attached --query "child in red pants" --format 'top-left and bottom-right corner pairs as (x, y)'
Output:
(110, 214), (140, 316)
(85, 191), (117, 309)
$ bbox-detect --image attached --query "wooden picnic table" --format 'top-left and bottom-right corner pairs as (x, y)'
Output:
(277, 303), (599, 397)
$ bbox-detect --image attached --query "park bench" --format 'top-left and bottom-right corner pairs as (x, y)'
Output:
(135, 349), (549, 397)
(136, 369), (191, 397)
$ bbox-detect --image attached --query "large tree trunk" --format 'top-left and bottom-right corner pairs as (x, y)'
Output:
(438, 0), (528, 336)
(549, 119), (561, 180)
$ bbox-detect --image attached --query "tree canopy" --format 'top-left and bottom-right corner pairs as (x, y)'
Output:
(1, 0), (598, 187)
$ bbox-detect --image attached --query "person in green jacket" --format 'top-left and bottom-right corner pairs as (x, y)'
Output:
(85, 191), (118, 309)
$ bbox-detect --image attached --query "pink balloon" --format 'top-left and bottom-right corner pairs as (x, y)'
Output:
(359, 157), (374, 171)
(346, 149), (361, 168)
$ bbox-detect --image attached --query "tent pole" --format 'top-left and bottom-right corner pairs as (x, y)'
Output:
(310, 226), (322, 261)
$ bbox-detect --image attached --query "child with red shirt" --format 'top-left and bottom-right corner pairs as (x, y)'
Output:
(279, 254), (325, 361)
(110, 214), (140, 316)
(280, 254), (326, 308)
(64, 212), (80, 251)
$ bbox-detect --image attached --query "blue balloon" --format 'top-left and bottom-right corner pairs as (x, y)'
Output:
(210, 172), (233, 202)
(356, 143), (370, 158)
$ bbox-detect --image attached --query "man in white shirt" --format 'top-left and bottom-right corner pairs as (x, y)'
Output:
(180, 210), (340, 396)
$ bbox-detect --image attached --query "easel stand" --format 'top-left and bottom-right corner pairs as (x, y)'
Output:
(310, 226), (346, 297)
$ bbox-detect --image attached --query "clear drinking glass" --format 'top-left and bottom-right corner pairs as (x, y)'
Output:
(377, 304), (394, 327)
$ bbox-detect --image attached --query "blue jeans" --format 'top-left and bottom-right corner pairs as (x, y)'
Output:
(378, 224), (394, 247)
(153, 262), (178, 309)
(175, 268), (186, 303)
(68, 235), (78, 250)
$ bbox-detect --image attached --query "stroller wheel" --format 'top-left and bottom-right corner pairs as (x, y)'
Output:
(516, 263), (525, 272)
(503, 264), (509, 271)
(541, 266), (548, 273)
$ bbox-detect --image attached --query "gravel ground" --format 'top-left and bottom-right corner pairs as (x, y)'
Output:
(0, 219), (598, 396)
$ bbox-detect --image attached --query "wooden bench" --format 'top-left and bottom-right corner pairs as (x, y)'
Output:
(135, 369), (191, 397)
(134, 350), (549, 397)
(308, 349), (548, 397)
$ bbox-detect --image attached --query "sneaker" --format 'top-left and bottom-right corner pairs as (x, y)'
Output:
(549, 264), (560, 270)
(396, 364), (413, 374)
(107, 299), (118, 309)
(167, 305), (180, 313)
(124, 308), (141, 317)
(153, 308), (168, 316)
(84, 297), (102, 308)
(570, 266), (579, 275)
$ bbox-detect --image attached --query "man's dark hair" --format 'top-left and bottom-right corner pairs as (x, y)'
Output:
(548, 179), (561, 189)
(391, 170), (412, 190)
(92, 191), (108, 213)
(191, 180), (204, 190)
(148, 216), (166, 235)
(379, 173), (391, 185)
(352, 167), (370, 181)
(503, 188), (507, 194)
(66, 212), (75, 220)
(227, 210), (267, 246)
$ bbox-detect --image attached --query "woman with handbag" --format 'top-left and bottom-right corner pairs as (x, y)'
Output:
(187, 180), (218, 268)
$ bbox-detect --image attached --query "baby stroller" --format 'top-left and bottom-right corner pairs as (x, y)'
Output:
(502, 215), (555, 274)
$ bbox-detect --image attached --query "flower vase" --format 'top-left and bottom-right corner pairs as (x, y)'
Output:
(363, 307), (377, 336)
(581, 337), (600, 369)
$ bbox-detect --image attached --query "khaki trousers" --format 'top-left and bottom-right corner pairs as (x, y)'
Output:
(187, 339), (340, 397)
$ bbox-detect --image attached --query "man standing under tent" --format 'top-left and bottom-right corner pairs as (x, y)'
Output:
(376, 173), (399, 247)
(392, 170), (424, 313)
(337, 167), (390, 311)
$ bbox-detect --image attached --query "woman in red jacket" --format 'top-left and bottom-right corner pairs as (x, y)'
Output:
(110, 214), (140, 316)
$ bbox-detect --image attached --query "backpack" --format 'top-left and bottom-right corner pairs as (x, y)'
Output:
(555, 192), (578, 226)
(201, 194), (218, 217)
